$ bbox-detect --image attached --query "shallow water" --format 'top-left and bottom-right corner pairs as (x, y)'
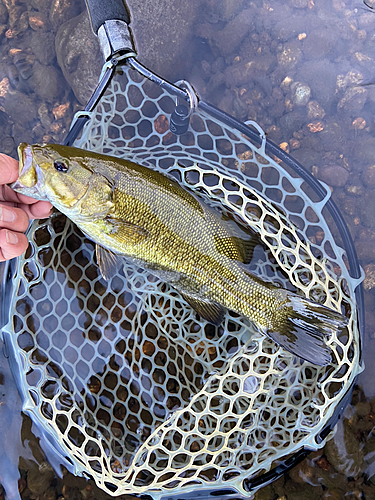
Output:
(0, 0), (374, 498)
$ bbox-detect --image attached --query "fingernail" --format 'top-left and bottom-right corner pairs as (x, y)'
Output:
(0, 205), (16, 223)
(5, 230), (18, 244)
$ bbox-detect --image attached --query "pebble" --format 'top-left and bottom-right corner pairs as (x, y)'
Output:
(290, 81), (311, 106)
(318, 165), (349, 187)
(352, 117), (366, 130)
(346, 185), (364, 196)
(52, 102), (69, 120)
(38, 102), (52, 129)
(29, 12), (49, 30)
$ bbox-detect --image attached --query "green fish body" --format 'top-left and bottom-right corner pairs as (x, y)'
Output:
(12, 143), (348, 366)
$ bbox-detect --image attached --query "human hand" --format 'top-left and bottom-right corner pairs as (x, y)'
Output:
(0, 153), (52, 262)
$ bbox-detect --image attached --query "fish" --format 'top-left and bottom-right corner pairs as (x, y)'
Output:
(11, 143), (348, 366)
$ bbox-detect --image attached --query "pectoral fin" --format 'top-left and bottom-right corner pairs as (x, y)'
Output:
(180, 293), (225, 326)
(104, 216), (150, 242)
(96, 245), (124, 280)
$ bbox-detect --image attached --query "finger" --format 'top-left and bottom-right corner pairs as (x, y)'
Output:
(0, 205), (29, 232)
(26, 201), (53, 219)
(0, 200), (53, 220)
(1, 182), (51, 209)
(0, 229), (29, 262)
(0, 183), (43, 205)
(0, 154), (19, 185)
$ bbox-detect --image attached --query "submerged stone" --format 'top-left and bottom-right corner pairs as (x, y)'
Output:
(290, 81), (311, 106)
(55, 10), (102, 105)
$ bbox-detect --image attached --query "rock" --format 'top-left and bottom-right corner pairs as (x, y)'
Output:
(127, 0), (200, 80)
(30, 30), (56, 65)
(325, 419), (364, 477)
(277, 41), (302, 68)
(355, 401), (371, 417)
(27, 461), (54, 496)
(55, 10), (102, 105)
(346, 185), (363, 196)
(211, 8), (255, 56)
(13, 51), (33, 80)
(356, 229), (375, 261)
(279, 109), (307, 136)
(302, 28), (338, 59)
(358, 193), (375, 228)
(318, 118), (345, 150)
(352, 137), (375, 168)
(318, 165), (349, 187)
(31, 0), (50, 13)
(214, 0), (246, 21)
(337, 87), (367, 115)
(290, 81), (311, 106)
(28, 61), (64, 102)
(38, 103), (52, 129)
(336, 70), (364, 91)
(225, 54), (275, 87)
(307, 100), (325, 119)
(0, 1), (7, 24)
(49, 0), (85, 30)
(362, 165), (375, 187)
(0, 136), (15, 155)
(29, 11), (49, 30)
(2, 88), (37, 123)
(274, 15), (312, 42)
(299, 60), (337, 108)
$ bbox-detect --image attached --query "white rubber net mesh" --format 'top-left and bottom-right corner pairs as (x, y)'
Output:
(4, 65), (362, 497)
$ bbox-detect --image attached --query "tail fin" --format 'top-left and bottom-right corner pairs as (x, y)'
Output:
(265, 292), (348, 366)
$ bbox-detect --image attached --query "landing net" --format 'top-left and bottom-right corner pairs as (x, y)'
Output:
(3, 64), (363, 497)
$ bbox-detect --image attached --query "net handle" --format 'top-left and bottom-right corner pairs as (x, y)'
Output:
(85, 0), (130, 33)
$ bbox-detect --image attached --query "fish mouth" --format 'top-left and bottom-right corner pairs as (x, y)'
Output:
(11, 143), (47, 200)
(19, 142), (33, 177)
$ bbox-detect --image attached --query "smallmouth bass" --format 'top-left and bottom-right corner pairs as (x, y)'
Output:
(12, 143), (348, 366)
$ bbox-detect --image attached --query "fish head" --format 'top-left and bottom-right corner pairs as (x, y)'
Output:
(12, 143), (91, 207)
(12, 143), (114, 220)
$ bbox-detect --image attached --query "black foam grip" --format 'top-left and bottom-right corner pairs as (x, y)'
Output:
(85, 0), (130, 34)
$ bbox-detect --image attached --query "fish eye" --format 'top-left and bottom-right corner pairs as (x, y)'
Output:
(54, 160), (69, 173)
